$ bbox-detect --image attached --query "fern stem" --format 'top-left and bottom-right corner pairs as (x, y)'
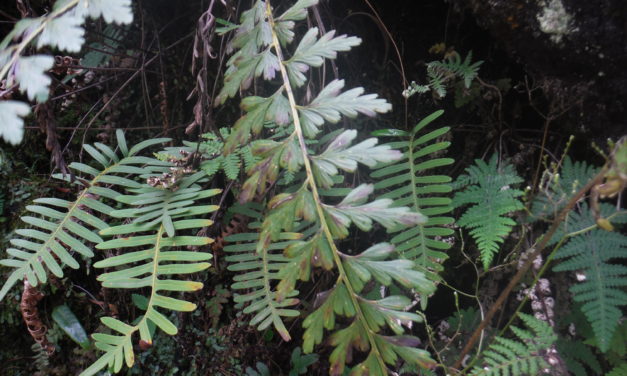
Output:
(452, 165), (608, 371)
(265, 2), (387, 371)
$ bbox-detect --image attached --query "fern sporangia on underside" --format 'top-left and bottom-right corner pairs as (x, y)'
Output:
(452, 154), (524, 269)
(551, 202), (627, 353)
(371, 110), (454, 279)
(470, 313), (557, 376)
(0, 130), (170, 301)
(216, 0), (437, 373)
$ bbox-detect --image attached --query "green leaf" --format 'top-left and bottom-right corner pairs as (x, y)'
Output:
(52, 304), (90, 349)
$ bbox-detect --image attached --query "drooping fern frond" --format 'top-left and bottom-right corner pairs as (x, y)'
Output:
(371, 110), (454, 278)
(552, 203), (627, 352)
(0, 130), (170, 301)
(216, 1), (437, 373)
(470, 313), (557, 376)
(452, 154), (524, 269)
(80, 176), (220, 376)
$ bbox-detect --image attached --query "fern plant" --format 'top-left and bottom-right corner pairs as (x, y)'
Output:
(551, 202), (627, 352)
(0, 130), (169, 300)
(452, 154), (524, 269)
(469, 313), (557, 376)
(403, 51), (483, 99)
(0, 130), (221, 375)
(215, 0), (437, 373)
(371, 110), (454, 279)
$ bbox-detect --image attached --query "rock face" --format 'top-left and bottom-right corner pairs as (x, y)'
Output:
(450, 0), (627, 136)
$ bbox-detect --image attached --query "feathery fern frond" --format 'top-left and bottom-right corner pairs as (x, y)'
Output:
(81, 177), (220, 376)
(452, 154), (524, 269)
(371, 110), (454, 278)
(470, 313), (556, 376)
(607, 363), (627, 376)
(429, 51), (483, 89)
(552, 203), (627, 352)
(0, 130), (170, 301)
(531, 157), (599, 220)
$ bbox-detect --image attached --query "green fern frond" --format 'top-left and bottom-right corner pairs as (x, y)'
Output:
(223, 203), (302, 341)
(371, 110), (454, 278)
(81, 177), (220, 376)
(552, 203), (627, 352)
(452, 154), (524, 269)
(0, 130), (170, 301)
(429, 51), (483, 89)
(470, 313), (556, 376)
(607, 363), (627, 376)
(531, 157), (599, 220)
(556, 339), (602, 376)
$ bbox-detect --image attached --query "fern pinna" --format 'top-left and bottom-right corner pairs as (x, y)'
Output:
(215, 0), (436, 373)
(0, 130), (170, 301)
(551, 202), (627, 353)
(470, 313), (557, 376)
(371, 110), (454, 279)
(452, 154), (524, 269)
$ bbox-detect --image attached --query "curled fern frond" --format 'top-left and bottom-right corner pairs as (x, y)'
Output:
(371, 110), (454, 278)
(470, 313), (556, 376)
(452, 154), (524, 269)
(0, 130), (170, 301)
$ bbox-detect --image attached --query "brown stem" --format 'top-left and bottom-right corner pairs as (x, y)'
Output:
(451, 165), (608, 372)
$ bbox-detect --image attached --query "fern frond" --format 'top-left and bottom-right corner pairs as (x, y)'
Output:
(429, 51), (483, 89)
(371, 110), (454, 278)
(470, 313), (556, 376)
(216, 1), (437, 373)
(82, 177), (220, 375)
(452, 154), (524, 269)
(531, 157), (599, 220)
(552, 203), (627, 352)
(556, 338), (601, 376)
(223, 203), (302, 341)
(0, 130), (170, 301)
(607, 363), (627, 376)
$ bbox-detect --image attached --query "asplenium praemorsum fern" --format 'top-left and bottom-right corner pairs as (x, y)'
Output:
(0, 130), (220, 375)
(452, 154), (524, 269)
(216, 0), (436, 373)
(551, 202), (627, 353)
(371, 110), (454, 280)
(470, 313), (557, 376)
